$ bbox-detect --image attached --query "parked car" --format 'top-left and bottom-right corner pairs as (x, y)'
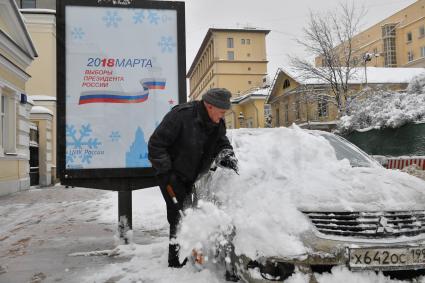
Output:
(183, 127), (425, 282)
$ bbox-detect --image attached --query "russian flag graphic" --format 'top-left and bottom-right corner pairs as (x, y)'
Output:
(78, 78), (166, 105)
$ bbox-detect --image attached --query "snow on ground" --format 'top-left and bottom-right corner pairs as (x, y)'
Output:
(1, 183), (425, 282)
(338, 72), (425, 133)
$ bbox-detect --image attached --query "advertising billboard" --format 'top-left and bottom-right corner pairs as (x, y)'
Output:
(57, 0), (186, 189)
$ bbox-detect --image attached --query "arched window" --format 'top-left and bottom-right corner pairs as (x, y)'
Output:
(283, 79), (290, 89)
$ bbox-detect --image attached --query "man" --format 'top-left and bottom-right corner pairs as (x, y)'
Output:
(148, 88), (238, 268)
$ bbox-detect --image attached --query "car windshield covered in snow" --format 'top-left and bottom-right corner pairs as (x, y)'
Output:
(314, 132), (378, 168)
(178, 126), (425, 282)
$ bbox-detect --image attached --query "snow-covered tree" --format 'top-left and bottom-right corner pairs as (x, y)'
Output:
(337, 73), (425, 134)
(290, 2), (366, 115)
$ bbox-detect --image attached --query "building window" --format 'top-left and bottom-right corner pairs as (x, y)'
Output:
(295, 100), (301, 120)
(246, 118), (253, 128)
(408, 51), (414, 62)
(248, 67), (251, 71)
(275, 109), (280, 127)
(227, 51), (234, 60)
(247, 53), (251, 57)
(241, 39), (245, 45)
(264, 104), (271, 117)
(420, 26), (425, 38)
(248, 81), (252, 85)
(283, 79), (290, 89)
(421, 46), (425, 58)
(227, 37), (234, 48)
(317, 96), (328, 117)
(407, 32), (413, 42)
(284, 104), (289, 123)
(20, 0), (36, 8)
(382, 24), (397, 67)
(246, 39), (251, 45)
(0, 91), (16, 154)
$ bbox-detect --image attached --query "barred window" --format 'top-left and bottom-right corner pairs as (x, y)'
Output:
(318, 97), (328, 117)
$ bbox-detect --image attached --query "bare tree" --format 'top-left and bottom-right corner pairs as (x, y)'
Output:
(289, 2), (366, 115)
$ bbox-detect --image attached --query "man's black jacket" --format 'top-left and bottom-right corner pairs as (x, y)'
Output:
(148, 101), (232, 185)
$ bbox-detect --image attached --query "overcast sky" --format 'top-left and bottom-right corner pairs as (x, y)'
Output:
(181, 0), (417, 77)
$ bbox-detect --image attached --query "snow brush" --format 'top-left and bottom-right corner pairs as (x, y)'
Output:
(166, 185), (185, 218)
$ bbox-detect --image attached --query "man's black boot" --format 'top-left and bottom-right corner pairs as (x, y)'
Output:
(225, 270), (239, 282)
(168, 244), (187, 268)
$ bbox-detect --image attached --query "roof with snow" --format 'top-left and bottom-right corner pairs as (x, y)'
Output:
(29, 95), (56, 101)
(278, 67), (425, 85)
(31, 106), (53, 115)
(231, 86), (270, 104)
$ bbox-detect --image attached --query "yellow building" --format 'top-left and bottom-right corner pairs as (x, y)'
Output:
(0, 0), (37, 196)
(316, 0), (425, 68)
(225, 86), (271, 129)
(21, 9), (56, 186)
(187, 28), (270, 128)
(266, 67), (425, 131)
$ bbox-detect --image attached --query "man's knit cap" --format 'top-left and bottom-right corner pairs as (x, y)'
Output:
(202, 88), (232, 110)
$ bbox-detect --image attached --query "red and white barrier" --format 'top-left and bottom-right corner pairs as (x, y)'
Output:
(386, 157), (425, 170)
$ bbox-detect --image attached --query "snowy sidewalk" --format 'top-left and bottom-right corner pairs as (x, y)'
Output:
(0, 185), (225, 283)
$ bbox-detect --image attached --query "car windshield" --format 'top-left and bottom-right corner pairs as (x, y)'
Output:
(318, 133), (377, 168)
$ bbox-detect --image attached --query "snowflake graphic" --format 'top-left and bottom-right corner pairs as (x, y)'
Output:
(102, 10), (122, 28)
(148, 10), (160, 25)
(109, 131), (121, 142)
(66, 124), (102, 167)
(158, 36), (176, 53)
(71, 27), (85, 40)
(133, 10), (145, 24)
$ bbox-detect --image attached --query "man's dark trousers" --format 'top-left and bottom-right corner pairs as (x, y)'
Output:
(159, 174), (194, 267)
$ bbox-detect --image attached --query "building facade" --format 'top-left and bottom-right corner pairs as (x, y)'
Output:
(0, 0), (37, 196)
(316, 0), (425, 68)
(187, 28), (270, 128)
(267, 67), (425, 131)
(187, 28), (269, 100)
(225, 86), (270, 129)
(21, 9), (56, 186)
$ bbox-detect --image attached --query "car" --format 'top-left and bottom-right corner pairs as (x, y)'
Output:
(177, 126), (425, 282)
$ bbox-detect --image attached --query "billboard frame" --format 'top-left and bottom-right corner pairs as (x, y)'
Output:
(56, 0), (186, 190)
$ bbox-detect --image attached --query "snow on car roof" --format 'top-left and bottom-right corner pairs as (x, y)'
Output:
(178, 126), (425, 259)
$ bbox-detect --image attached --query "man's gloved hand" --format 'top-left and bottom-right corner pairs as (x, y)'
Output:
(157, 172), (176, 188)
(215, 149), (239, 174)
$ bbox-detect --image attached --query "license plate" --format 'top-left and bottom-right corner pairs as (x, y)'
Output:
(349, 247), (425, 270)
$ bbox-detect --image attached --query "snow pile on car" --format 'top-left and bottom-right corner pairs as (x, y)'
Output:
(178, 126), (425, 261)
(338, 72), (425, 133)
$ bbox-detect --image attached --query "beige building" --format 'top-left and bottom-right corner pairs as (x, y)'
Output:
(21, 9), (56, 186)
(187, 28), (270, 128)
(267, 67), (425, 131)
(225, 86), (270, 129)
(316, 0), (425, 68)
(0, 0), (37, 196)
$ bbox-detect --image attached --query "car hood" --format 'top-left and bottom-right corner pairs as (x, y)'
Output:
(294, 166), (425, 212)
